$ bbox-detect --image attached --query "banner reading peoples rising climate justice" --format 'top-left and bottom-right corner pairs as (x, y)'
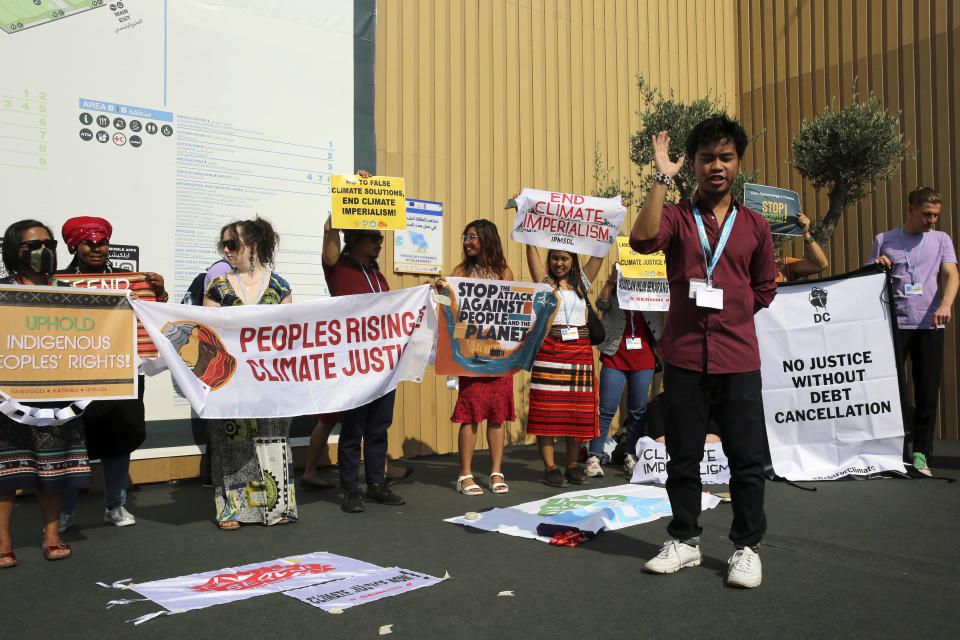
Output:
(434, 277), (559, 377)
(131, 285), (437, 418)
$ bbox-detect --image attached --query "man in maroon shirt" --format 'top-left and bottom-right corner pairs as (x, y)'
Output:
(630, 115), (776, 588)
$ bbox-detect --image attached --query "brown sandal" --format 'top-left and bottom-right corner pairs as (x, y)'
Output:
(42, 542), (71, 561)
(0, 551), (16, 568)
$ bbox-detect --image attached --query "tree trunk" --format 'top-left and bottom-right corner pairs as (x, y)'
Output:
(815, 182), (850, 246)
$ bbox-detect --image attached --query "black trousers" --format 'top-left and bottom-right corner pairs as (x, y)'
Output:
(663, 364), (767, 547)
(337, 390), (396, 491)
(895, 328), (944, 458)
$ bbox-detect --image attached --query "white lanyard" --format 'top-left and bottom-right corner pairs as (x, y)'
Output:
(560, 289), (576, 325)
(899, 227), (926, 285)
(236, 268), (269, 305)
(360, 264), (383, 293)
(691, 200), (738, 287)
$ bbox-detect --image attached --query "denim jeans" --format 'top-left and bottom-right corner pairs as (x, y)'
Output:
(588, 366), (655, 461)
(61, 455), (130, 513)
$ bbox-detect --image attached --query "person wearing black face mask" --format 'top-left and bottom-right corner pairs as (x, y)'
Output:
(0, 220), (91, 566)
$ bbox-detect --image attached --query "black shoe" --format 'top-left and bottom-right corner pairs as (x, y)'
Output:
(341, 489), (364, 513)
(364, 482), (405, 505)
(565, 465), (588, 485)
(543, 467), (568, 488)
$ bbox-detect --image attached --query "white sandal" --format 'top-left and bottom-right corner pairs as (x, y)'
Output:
(457, 474), (483, 495)
(489, 472), (509, 494)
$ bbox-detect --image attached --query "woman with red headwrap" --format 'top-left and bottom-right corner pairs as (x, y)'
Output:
(56, 216), (168, 533)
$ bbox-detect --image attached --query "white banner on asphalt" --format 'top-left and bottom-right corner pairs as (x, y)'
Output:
(755, 269), (906, 480)
(445, 484), (721, 541)
(131, 286), (437, 418)
(102, 552), (382, 623)
(510, 188), (625, 257)
(629, 437), (730, 485)
(284, 567), (444, 612)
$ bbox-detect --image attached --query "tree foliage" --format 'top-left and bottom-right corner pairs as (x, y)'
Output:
(594, 73), (760, 207)
(790, 81), (912, 244)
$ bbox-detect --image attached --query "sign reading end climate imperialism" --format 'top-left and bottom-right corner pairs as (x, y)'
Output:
(0, 285), (138, 401)
(510, 188), (626, 257)
(330, 175), (407, 230)
(435, 278), (559, 377)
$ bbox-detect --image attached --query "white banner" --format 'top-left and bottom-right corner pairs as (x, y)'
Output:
(615, 265), (670, 311)
(284, 567), (444, 612)
(130, 286), (437, 418)
(755, 270), (906, 480)
(510, 188), (625, 257)
(629, 437), (730, 485)
(121, 552), (381, 615)
(445, 484), (721, 542)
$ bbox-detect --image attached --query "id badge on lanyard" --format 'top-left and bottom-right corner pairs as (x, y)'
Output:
(561, 327), (579, 341)
(692, 202), (737, 310)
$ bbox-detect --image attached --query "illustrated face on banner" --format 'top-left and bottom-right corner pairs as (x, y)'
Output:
(161, 321), (236, 391)
(692, 139), (741, 197)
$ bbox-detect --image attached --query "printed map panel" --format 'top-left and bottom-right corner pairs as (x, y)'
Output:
(1, 0), (104, 34)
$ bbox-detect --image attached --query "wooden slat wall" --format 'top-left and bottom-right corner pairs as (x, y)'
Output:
(736, 0), (960, 440)
(374, 0), (739, 458)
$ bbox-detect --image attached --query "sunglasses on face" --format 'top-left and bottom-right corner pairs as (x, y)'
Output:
(218, 239), (240, 252)
(20, 239), (58, 250)
(462, 234), (480, 242)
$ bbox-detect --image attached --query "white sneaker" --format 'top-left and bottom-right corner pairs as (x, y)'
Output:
(624, 454), (638, 476)
(104, 505), (136, 527)
(644, 539), (702, 574)
(726, 547), (762, 588)
(58, 512), (77, 533)
(585, 455), (604, 478)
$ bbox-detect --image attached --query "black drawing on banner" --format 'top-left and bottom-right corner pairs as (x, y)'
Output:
(96, 114), (110, 127)
(113, 117), (126, 130)
(96, 131), (109, 143)
(160, 124), (173, 137)
(129, 135), (142, 148)
(129, 120), (142, 132)
(145, 122), (158, 135)
(79, 128), (92, 141)
(809, 287), (830, 323)
(79, 113), (92, 125)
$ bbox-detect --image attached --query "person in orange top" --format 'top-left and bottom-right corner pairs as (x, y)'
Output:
(774, 212), (828, 282)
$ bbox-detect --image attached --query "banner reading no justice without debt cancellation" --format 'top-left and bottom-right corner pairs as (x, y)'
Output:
(510, 188), (626, 257)
(0, 284), (138, 404)
(434, 278), (559, 377)
(755, 267), (906, 480)
(131, 286), (436, 418)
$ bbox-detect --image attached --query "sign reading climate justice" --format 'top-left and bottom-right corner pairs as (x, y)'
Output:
(330, 175), (407, 230)
(510, 188), (626, 257)
(0, 284), (138, 401)
(55, 272), (158, 358)
(435, 278), (559, 376)
(743, 183), (803, 236)
(131, 285), (436, 418)
(615, 237), (669, 311)
(755, 268), (906, 481)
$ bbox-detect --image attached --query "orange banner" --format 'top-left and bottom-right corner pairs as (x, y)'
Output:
(0, 285), (138, 401)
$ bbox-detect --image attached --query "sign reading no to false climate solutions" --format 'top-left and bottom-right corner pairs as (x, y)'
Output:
(330, 175), (407, 230)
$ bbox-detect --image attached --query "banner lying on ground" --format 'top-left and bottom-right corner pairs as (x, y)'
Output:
(445, 484), (721, 542)
(434, 278), (559, 376)
(330, 175), (407, 230)
(743, 183), (803, 236)
(131, 286), (436, 418)
(0, 284), (138, 402)
(755, 267), (906, 480)
(99, 552), (381, 624)
(629, 437), (731, 485)
(510, 188), (625, 257)
(284, 567), (444, 612)
(55, 272), (158, 358)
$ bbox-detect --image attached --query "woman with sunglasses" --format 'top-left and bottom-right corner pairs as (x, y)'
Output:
(0, 220), (91, 566)
(203, 217), (297, 529)
(524, 241), (608, 488)
(438, 220), (515, 495)
(321, 170), (406, 513)
(56, 216), (167, 532)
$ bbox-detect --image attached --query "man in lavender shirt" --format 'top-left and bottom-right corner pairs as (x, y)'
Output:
(871, 186), (958, 477)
